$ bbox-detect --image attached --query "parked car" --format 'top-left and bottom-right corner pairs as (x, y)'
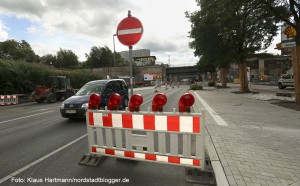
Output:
(60, 79), (129, 119)
(278, 74), (294, 89)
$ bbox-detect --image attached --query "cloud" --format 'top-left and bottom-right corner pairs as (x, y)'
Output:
(0, 20), (8, 41)
(0, 0), (137, 40)
(141, 38), (178, 53)
(0, 0), (198, 64)
(26, 25), (40, 34)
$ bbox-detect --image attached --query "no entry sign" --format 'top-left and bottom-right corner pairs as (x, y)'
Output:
(117, 11), (143, 46)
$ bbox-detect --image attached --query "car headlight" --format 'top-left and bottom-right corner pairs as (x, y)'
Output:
(81, 103), (88, 108)
(60, 102), (65, 109)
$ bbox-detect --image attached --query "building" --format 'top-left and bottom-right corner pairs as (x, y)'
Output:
(120, 49), (150, 62)
(227, 55), (292, 83)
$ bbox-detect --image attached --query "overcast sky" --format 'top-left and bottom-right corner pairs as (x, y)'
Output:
(0, 0), (280, 66)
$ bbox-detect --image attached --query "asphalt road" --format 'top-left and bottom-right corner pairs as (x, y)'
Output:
(0, 86), (201, 186)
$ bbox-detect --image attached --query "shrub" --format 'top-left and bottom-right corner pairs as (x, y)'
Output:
(190, 84), (203, 90)
(208, 81), (216, 87)
(0, 59), (104, 94)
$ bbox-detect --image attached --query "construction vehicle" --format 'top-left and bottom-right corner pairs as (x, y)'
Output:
(32, 76), (75, 103)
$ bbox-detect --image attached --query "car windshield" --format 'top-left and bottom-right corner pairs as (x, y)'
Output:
(75, 82), (106, 96)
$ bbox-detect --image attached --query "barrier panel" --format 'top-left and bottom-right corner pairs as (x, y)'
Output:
(80, 93), (213, 184)
(0, 95), (18, 106)
(85, 109), (205, 169)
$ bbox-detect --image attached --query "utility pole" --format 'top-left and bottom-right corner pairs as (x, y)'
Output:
(113, 34), (116, 67)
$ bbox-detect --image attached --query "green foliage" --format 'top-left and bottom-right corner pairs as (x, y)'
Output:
(0, 40), (37, 62)
(85, 46), (113, 68)
(190, 84), (203, 90)
(40, 54), (57, 66)
(0, 60), (104, 95)
(85, 46), (128, 68)
(56, 48), (79, 68)
(187, 0), (279, 65)
(259, 0), (299, 45)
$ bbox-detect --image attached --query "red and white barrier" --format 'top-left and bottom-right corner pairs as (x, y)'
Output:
(0, 95), (18, 106)
(91, 147), (201, 167)
(88, 112), (201, 133)
(82, 92), (206, 170)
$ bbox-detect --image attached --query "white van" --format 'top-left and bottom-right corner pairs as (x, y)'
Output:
(278, 74), (294, 89)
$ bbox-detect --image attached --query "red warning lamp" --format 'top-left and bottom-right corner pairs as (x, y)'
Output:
(152, 93), (167, 112)
(129, 94), (143, 112)
(178, 93), (195, 113)
(108, 93), (122, 110)
(88, 94), (101, 110)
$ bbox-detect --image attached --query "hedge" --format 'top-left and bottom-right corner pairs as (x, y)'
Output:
(0, 60), (104, 94)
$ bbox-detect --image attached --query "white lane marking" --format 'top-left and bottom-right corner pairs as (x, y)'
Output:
(0, 134), (87, 184)
(141, 98), (152, 106)
(0, 111), (54, 124)
(27, 108), (56, 112)
(194, 92), (228, 126)
(118, 28), (142, 35)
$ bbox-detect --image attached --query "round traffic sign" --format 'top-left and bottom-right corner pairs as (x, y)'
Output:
(117, 13), (143, 46)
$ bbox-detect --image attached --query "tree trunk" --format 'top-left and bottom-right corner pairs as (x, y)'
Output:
(211, 71), (216, 82)
(292, 46), (300, 105)
(220, 68), (227, 88)
(239, 63), (250, 93)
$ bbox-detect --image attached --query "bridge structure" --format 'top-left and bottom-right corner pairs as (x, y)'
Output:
(166, 66), (199, 83)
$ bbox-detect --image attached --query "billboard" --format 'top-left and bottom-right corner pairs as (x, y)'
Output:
(144, 73), (162, 81)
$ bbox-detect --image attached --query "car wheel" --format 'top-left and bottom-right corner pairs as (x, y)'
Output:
(278, 83), (285, 89)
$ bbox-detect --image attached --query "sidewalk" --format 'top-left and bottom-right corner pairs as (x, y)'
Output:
(192, 85), (300, 186)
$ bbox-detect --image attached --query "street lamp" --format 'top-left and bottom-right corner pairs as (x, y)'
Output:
(113, 34), (117, 67)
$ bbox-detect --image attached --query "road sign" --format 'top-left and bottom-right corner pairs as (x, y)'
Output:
(281, 41), (296, 48)
(117, 11), (143, 46)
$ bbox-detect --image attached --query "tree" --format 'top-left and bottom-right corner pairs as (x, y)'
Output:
(0, 39), (37, 62)
(56, 48), (79, 69)
(196, 56), (217, 82)
(85, 46), (114, 68)
(259, 0), (300, 104)
(186, 0), (234, 87)
(40, 54), (57, 66)
(216, 0), (279, 92)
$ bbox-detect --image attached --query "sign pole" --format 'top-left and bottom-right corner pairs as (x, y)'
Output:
(116, 10), (143, 97)
(129, 45), (133, 97)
